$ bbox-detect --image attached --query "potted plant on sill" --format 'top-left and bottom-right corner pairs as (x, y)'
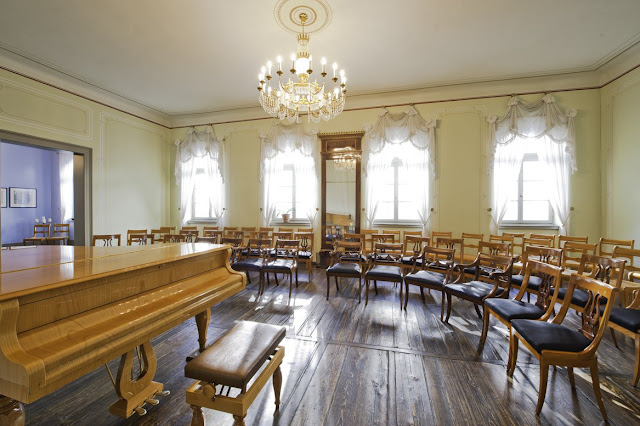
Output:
(278, 208), (294, 223)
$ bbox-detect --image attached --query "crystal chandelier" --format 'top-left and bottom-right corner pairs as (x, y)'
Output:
(332, 147), (358, 170)
(257, 12), (346, 123)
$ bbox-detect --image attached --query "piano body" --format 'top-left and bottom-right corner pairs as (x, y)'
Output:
(0, 243), (245, 423)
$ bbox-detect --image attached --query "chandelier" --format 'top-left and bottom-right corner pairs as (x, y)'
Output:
(257, 12), (346, 123)
(332, 147), (358, 170)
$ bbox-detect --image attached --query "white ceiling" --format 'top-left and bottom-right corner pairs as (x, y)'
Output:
(1, 0), (640, 118)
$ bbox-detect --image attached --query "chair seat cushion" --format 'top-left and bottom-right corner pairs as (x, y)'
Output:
(511, 274), (543, 291)
(264, 259), (295, 271)
(402, 256), (423, 266)
(298, 251), (312, 259)
(185, 321), (286, 389)
(444, 281), (505, 302)
(511, 319), (591, 353)
(464, 265), (501, 277)
(405, 270), (447, 288)
(327, 262), (362, 276)
(365, 265), (402, 280)
(485, 298), (545, 321)
(340, 254), (367, 262)
(232, 258), (263, 271)
(608, 307), (640, 332)
(557, 287), (607, 308)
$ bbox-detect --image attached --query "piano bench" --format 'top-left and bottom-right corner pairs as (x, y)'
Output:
(185, 321), (286, 426)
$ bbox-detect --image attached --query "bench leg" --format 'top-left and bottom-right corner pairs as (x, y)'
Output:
(190, 404), (204, 426)
(273, 365), (282, 411)
(233, 415), (246, 425)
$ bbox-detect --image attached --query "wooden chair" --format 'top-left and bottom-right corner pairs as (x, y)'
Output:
(400, 236), (431, 275)
(503, 232), (525, 256)
(294, 232), (314, 279)
(371, 233), (396, 248)
(562, 241), (597, 271)
(194, 237), (217, 243)
(182, 225), (198, 234)
(203, 229), (223, 243)
(461, 232), (483, 262)
(258, 227), (274, 237)
(326, 240), (365, 302)
(612, 246), (640, 282)
(508, 274), (618, 420)
(364, 242), (404, 306)
(529, 233), (556, 247)
(463, 241), (511, 281)
(297, 227), (313, 233)
(180, 229), (199, 242)
(23, 224), (50, 245)
(403, 230), (422, 240)
(431, 231), (452, 246)
(360, 229), (376, 255)
(489, 234), (514, 255)
(435, 237), (464, 264)
(202, 226), (218, 235)
(92, 234), (121, 246)
(605, 289), (640, 386)
(271, 231), (292, 247)
(523, 236), (553, 249)
(262, 239), (300, 299)
(225, 230), (245, 243)
(557, 253), (625, 316)
(444, 253), (514, 321)
(511, 246), (563, 303)
(382, 229), (401, 243)
(404, 246), (456, 319)
(599, 237), (634, 257)
(163, 233), (186, 243)
(127, 229), (148, 245)
(47, 223), (70, 245)
(278, 227), (294, 233)
(222, 227), (238, 237)
(480, 260), (563, 347)
(558, 235), (588, 250)
(231, 238), (272, 293)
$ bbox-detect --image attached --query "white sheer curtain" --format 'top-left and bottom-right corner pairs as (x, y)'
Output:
(260, 121), (318, 226)
(362, 106), (436, 234)
(488, 94), (577, 234)
(58, 151), (74, 223)
(174, 126), (224, 225)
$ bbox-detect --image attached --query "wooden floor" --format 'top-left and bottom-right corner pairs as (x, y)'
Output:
(27, 268), (640, 425)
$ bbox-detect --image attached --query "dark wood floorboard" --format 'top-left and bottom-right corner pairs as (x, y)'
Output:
(25, 269), (640, 425)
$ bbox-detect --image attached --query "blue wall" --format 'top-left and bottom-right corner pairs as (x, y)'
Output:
(1, 142), (61, 244)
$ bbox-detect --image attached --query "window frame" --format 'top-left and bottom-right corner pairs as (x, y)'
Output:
(373, 156), (422, 226)
(189, 157), (223, 223)
(270, 163), (310, 225)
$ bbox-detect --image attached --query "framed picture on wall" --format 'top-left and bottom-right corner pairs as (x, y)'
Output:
(1, 187), (6, 208)
(9, 187), (37, 208)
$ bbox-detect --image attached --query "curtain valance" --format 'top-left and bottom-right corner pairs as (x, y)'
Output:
(362, 106), (436, 176)
(487, 94), (577, 173)
(174, 126), (224, 185)
(259, 121), (318, 181)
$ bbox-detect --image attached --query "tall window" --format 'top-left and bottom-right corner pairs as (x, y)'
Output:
(269, 160), (309, 221)
(373, 146), (422, 223)
(192, 157), (224, 219)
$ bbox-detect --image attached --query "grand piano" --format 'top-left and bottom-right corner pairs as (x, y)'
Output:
(0, 243), (245, 424)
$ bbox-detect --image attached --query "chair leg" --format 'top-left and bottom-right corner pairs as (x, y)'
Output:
(590, 360), (607, 421)
(295, 268), (299, 287)
(335, 276), (340, 292)
(275, 273), (279, 286)
(190, 404), (205, 426)
(474, 304), (482, 318)
(326, 273), (330, 300)
(479, 307), (490, 347)
(440, 290), (446, 322)
(610, 328), (619, 349)
(445, 293), (452, 323)
(527, 292), (530, 303)
(374, 280), (378, 295)
(365, 279), (370, 306)
(358, 275), (362, 304)
(404, 282), (409, 310)
(273, 365), (282, 411)
(568, 367), (575, 388)
(634, 334), (640, 387)
(507, 333), (518, 377)
(398, 280), (403, 309)
(536, 361), (549, 416)
(420, 287), (425, 303)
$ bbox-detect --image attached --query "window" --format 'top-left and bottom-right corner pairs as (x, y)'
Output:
(501, 152), (553, 224)
(269, 158), (310, 222)
(376, 157), (420, 222)
(191, 157), (223, 220)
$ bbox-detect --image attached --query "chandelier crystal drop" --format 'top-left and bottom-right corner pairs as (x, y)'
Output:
(332, 147), (358, 170)
(257, 12), (346, 123)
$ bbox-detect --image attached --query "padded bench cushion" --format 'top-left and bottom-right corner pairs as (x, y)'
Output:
(185, 321), (286, 389)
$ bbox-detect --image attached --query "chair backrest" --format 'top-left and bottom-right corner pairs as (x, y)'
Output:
(33, 223), (50, 238)
(436, 237), (464, 264)
(431, 231), (452, 246)
(160, 226), (176, 234)
(223, 227), (238, 236)
(245, 237), (272, 257)
(249, 230), (271, 239)
(272, 231), (292, 244)
(529, 233), (556, 247)
(402, 235), (430, 257)
(521, 245), (563, 268)
(274, 239), (300, 257)
(479, 240), (510, 256)
(52, 223), (70, 237)
(127, 229), (148, 245)
(203, 229), (223, 242)
(181, 225), (198, 232)
(469, 253), (514, 285)
(180, 229), (199, 242)
(220, 237), (243, 247)
(163, 233), (186, 243)
(332, 240), (363, 263)
(92, 234), (121, 246)
(552, 274), (617, 357)
(599, 237), (634, 257)
(563, 242), (597, 269)
(403, 230), (422, 240)
(612, 246), (640, 279)
(523, 237), (553, 249)
(489, 235), (514, 255)
(297, 227), (313, 233)
(278, 227), (294, 233)
(225, 230), (245, 241)
(360, 229), (376, 253)
(421, 246), (456, 267)
(294, 232), (314, 255)
(343, 233), (364, 243)
(461, 232), (484, 259)
(502, 232), (525, 255)
(202, 226), (218, 233)
(194, 236), (218, 243)
(371, 242), (403, 264)
(382, 229), (401, 243)
(558, 235), (588, 249)
(577, 253), (626, 289)
(514, 260), (563, 318)
(241, 227), (256, 232)
(259, 227), (275, 236)
(372, 233), (396, 247)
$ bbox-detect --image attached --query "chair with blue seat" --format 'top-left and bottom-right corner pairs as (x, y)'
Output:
(605, 287), (640, 386)
(400, 235), (431, 276)
(508, 274), (618, 420)
(326, 239), (365, 302)
(461, 232), (483, 262)
(262, 239), (299, 299)
(463, 240), (511, 281)
(480, 260), (563, 349)
(511, 246), (562, 303)
(444, 253), (515, 321)
(404, 246), (456, 319)
(364, 242), (404, 307)
(231, 237), (272, 294)
(294, 231), (315, 280)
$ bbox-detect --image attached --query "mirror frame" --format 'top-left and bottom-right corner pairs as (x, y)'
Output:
(319, 132), (364, 250)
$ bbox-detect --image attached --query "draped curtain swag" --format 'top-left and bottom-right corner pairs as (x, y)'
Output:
(175, 126), (225, 225)
(259, 121), (318, 226)
(362, 106), (436, 235)
(487, 94), (577, 234)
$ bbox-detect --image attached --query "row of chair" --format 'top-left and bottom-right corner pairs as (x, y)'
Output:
(23, 223), (71, 245)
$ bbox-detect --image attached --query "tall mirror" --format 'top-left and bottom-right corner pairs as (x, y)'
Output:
(319, 132), (363, 250)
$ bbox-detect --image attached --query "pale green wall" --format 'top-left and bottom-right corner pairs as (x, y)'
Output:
(0, 69), (171, 243)
(601, 66), (640, 243)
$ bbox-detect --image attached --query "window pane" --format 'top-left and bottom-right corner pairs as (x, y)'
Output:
(522, 158), (541, 181)
(377, 201), (394, 220)
(378, 183), (395, 202)
(523, 181), (547, 201)
(398, 201), (420, 221)
(502, 200), (518, 221)
(523, 201), (551, 221)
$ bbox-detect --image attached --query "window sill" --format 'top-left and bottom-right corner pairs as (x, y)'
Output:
(372, 221), (422, 228)
(188, 219), (218, 224)
(499, 223), (558, 230)
(270, 220), (311, 226)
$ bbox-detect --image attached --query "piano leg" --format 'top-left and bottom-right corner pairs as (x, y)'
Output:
(195, 308), (211, 353)
(0, 396), (25, 426)
(109, 341), (164, 419)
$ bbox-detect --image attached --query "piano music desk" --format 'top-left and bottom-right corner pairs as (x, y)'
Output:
(0, 243), (245, 423)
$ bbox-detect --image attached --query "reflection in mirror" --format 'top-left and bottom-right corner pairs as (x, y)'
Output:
(325, 159), (356, 245)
